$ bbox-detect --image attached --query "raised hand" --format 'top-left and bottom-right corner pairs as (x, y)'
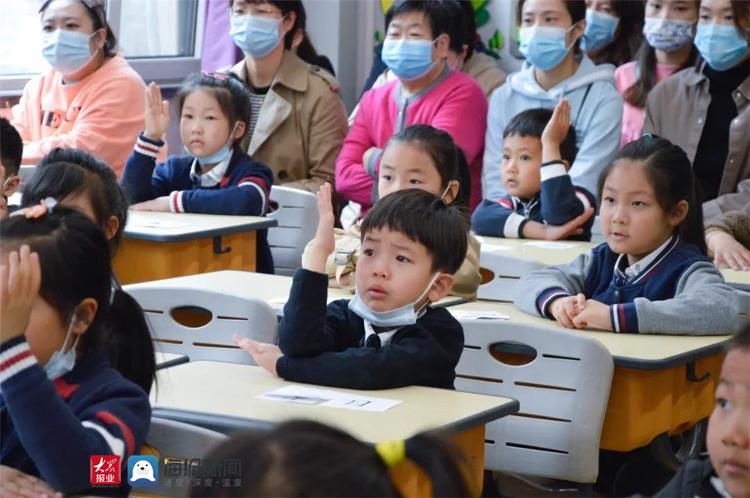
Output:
(0, 245), (41, 342)
(541, 99), (571, 164)
(143, 82), (170, 142)
(302, 183), (336, 273)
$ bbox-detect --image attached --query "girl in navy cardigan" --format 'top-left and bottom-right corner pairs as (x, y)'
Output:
(121, 73), (274, 272)
(0, 204), (154, 496)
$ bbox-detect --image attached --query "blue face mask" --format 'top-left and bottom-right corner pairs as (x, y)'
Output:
(348, 274), (439, 328)
(230, 14), (283, 58)
(519, 25), (576, 71)
(45, 312), (80, 381)
(694, 23), (750, 72)
(42, 29), (97, 74)
(191, 122), (239, 166)
(381, 38), (436, 81)
(581, 10), (619, 52)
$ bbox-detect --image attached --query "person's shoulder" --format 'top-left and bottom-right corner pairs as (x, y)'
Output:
(97, 55), (146, 85)
(614, 61), (637, 89)
(421, 306), (462, 331)
(446, 69), (485, 96)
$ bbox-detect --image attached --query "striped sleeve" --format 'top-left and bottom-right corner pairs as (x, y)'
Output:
(236, 175), (269, 215)
(536, 287), (572, 318)
(134, 133), (164, 158)
(0, 336), (37, 385)
(610, 303), (639, 333)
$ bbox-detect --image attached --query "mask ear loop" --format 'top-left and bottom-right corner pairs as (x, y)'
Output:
(61, 309), (82, 354)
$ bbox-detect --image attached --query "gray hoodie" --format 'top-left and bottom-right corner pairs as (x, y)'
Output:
(482, 56), (623, 201)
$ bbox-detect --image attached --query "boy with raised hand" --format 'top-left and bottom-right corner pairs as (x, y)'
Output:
(235, 184), (467, 390)
(472, 99), (595, 240)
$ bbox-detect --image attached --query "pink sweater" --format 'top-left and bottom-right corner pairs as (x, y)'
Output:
(614, 61), (681, 147)
(336, 69), (487, 210)
(11, 55), (147, 177)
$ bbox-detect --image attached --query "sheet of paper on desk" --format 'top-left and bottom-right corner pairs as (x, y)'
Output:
(483, 245), (513, 252)
(523, 241), (580, 250)
(450, 310), (511, 320)
(129, 220), (189, 230)
(256, 386), (402, 412)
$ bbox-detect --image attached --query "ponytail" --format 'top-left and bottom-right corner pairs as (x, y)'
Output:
(107, 289), (156, 394)
(402, 435), (473, 497)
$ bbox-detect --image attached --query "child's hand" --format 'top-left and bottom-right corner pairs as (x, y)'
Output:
(543, 207), (594, 240)
(0, 465), (61, 498)
(549, 293), (586, 328)
(572, 299), (612, 331)
(130, 196), (170, 212)
(303, 183), (335, 273)
(233, 335), (282, 377)
(143, 82), (170, 142)
(0, 246), (41, 342)
(707, 231), (750, 271)
(541, 99), (571, 154)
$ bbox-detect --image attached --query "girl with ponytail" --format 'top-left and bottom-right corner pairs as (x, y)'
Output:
(189, 420), (471, 497)
(0, 203), (153, 496)
(515, 134), (745, 335)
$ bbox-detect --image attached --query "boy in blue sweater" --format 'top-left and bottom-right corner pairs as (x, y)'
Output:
(120, 74), (274, 271)
(235, 186), (466, 390)
(472, 100), (595, 240)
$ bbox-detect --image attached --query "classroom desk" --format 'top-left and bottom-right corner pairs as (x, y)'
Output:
(152, 361), (518, 496)
(722, 268), (750, 291)
(475, 236), (593, 301)
(154, 352), (189, 370)
(113, 212), (277, 285)
(125, 270), (467, 314)
(448, 300), (730, 452)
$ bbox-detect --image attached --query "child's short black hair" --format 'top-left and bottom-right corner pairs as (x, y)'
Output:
(385, 0), (454, 40)
(727, 322), (750, 352)
(0, 117), (23, 177)
(361, 189), (468, 274)
(503, 108), (578, 166)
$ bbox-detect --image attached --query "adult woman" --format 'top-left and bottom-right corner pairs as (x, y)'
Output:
(582, 0), (644, 67)
(644, 0), (750, 221)
(228, 0), (347, 193)
(482, 0), (623, 203)
(11, 0), (147, 176)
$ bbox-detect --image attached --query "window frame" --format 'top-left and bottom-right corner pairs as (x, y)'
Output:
(0, 0), (206, 97)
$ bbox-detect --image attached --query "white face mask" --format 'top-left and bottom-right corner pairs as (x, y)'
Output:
(44, 311), (80, 380)
(348, 273), (440, 328)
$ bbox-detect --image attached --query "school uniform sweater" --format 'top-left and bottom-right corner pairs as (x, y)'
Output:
(11, 55), (148, 177)
(514, 235), (745, 334)
(471, 160), (596, 240)
(275, 269), (464, 390)
(121, 133), (275, 273)
(0, 336), (151, 496)
(336, 67), (487, 211)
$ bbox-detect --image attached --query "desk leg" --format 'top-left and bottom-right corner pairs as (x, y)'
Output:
(391, 425), (485, 497)
(114, 232), (257, 284)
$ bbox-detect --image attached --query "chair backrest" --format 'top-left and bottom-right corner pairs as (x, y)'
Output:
(453, 318), (614, 484)
(128, 286), (278, 365)
(267, 186), (318, 276)
(477, 249), (542, 302)
(144, 417), (227, 497)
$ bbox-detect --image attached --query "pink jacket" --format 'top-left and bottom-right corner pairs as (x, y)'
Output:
(614, 61), (681, 147)
(12, 55), (147, 177)
(336, 69), (487, 210)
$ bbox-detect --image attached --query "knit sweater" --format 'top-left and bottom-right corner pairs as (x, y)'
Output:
(705, 202), (750, 249)
(515, 236), (745, 334)
(336, 67), (487, 211)
(275, 269), (465, 390)
(0, 337), (151, 496)
(471, 160), (595, 240)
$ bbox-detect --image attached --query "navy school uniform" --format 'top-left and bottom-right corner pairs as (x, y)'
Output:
(275, 269), (464, 390)
(121, 134), (275, 273)
(0, 336), (151, 496)
(472, 160), (596, 240)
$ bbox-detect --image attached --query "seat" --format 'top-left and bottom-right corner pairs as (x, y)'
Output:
(267, 186), (318, 276)
(128, 286), (278, 365)
(453, 318), (614, 486)
(142, 417), (227, 497)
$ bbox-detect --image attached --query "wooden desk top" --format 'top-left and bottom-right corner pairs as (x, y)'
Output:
(152, 361), (518, 441)
(154, 352), (189, 370)
(449, 301), (730, 369)
(476, 236), (594, 267)
(124, 211), (277, 242)
(126, 271), (466, 311)
(722, 268), (750, 289)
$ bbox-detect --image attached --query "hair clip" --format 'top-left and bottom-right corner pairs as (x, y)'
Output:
(375, 440), (406, 468)
(11, 197), (57, 219)
(202, 71), (230, 81)
(642, 132), (654, 140)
